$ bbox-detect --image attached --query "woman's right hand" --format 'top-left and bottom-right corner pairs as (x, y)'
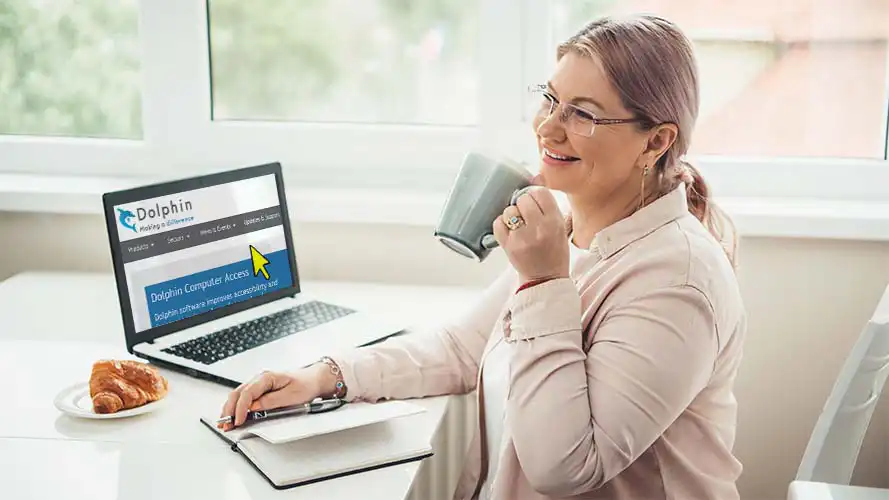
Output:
(218, 363), (334, 431)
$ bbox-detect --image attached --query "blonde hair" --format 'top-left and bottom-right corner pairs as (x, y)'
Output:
(558, 14), (738, 268)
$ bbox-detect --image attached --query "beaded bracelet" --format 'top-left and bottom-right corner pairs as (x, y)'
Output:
(319, 356), (348, 399)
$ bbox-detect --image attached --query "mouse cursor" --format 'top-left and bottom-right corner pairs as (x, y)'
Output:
(249, 245), (270, 280)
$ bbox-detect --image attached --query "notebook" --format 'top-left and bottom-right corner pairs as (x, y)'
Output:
(199, 400), (433, 489)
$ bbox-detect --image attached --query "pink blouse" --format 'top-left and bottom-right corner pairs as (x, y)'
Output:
(330, 184), (746, 499)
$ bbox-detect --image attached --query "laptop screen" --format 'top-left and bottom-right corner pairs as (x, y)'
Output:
(109, 170), (295, 334)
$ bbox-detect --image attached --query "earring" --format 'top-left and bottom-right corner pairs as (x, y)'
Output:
(639, 164), (651, 210)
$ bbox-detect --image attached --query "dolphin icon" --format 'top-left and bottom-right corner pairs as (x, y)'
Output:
(117, 208), (137, 232)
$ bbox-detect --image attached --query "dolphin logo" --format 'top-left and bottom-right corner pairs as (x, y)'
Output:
(117, 208), (137, 232)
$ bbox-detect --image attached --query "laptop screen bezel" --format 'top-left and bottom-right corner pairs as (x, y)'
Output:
(102, 162), (301, 353)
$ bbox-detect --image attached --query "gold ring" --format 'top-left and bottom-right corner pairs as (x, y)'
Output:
(505, 215), (525, 231)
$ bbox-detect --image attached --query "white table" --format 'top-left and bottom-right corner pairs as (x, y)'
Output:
(0, 272), (481, 500)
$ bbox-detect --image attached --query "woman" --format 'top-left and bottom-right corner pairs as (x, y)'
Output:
(220, 14), (746, 500)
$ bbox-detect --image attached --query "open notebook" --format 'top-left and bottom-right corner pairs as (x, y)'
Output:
(199, 400), (433, 489)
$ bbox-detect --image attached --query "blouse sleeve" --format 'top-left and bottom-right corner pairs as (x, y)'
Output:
(503, 278), (719, 497)
(327, 268), (518, 402)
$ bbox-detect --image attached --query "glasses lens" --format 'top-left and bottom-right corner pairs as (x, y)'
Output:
(538, 92), (555, 117)
(564, 104), (596, 136)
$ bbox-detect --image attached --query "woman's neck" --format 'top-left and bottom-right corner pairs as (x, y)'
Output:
(568, 185), (657, 249)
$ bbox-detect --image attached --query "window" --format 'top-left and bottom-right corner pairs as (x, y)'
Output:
(2, 0), (889, 208)
(207, 0), (480, 125)
(0, 0), (142, 139)
(552, 0), (889, 159)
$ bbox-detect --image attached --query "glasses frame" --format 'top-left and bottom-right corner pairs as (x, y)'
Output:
(528, 84), (643, 137)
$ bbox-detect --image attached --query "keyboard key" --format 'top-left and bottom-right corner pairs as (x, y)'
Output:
(161, 301), (355, 365)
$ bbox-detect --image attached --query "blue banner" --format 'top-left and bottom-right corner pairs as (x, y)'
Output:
(144, 249), (292, 328)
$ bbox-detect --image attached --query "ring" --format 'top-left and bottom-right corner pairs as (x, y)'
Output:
(505, 215), (525, 231)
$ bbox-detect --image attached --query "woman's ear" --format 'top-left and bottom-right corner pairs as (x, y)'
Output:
(643, 123), (678, 165)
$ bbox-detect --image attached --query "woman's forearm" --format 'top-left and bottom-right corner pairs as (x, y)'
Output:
(326, 268), (518, 402)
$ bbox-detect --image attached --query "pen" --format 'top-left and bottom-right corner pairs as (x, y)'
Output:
(216, 398), (346, 426)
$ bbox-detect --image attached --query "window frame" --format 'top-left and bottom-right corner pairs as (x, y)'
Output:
(1, 0), (888, 206)
(145, 0), (524, 176)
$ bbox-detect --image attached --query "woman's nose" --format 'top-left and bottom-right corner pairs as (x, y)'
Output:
(535, 109), (566, 141)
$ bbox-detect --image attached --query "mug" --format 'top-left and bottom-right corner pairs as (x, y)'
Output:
(434, 151), (535, 261)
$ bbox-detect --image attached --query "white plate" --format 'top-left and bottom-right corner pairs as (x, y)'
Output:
(53, 382), (167, 419)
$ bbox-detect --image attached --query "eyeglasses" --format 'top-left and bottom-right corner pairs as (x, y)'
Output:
(528, 84), (642, 137)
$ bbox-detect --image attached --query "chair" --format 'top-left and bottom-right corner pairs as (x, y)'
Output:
(791, 283), (889, 492)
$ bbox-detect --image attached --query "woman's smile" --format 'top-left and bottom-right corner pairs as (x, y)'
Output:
(541, 146), (581, 166)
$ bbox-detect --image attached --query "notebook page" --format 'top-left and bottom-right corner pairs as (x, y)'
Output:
(206, 400), (426, 445)
(252, 400), (426, 444)
(238, 419), (433, 487)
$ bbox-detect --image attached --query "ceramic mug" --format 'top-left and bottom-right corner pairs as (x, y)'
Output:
(434, 151), (535, 261)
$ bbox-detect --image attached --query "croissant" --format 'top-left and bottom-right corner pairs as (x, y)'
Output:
(89, 360), (169, 414)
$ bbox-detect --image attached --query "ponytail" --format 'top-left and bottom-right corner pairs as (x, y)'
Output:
(680, 161), (738, 269)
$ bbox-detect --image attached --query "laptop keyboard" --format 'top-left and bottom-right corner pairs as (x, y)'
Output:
(161, 301), (356, 365)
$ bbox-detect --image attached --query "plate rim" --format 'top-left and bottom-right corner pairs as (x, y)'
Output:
(53, 381), (167, 419)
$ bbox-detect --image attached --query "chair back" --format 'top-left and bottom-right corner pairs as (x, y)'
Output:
(795, 285), (889, 484)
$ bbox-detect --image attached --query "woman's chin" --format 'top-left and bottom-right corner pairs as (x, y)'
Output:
(538, 162), (580, 190)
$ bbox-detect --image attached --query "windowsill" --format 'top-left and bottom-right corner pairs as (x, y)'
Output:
(1, 172), (888, 242)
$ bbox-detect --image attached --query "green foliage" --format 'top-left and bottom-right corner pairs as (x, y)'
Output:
(0, 0), (142, 138)
(208, 0), (479, 124)
(0, 0), (480, 137)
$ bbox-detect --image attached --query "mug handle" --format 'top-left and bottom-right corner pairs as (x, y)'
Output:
(480, 186), (537, 250)
(481, 234), (499, 249)
(510, 185), (536, 205)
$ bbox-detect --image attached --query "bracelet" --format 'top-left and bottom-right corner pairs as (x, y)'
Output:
(318, 356), (348, 399)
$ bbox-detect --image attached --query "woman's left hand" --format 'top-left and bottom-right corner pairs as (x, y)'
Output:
(493, 186), (570, 284)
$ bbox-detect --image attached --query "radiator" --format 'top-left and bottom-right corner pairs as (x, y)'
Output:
(408, 393), (478, 500)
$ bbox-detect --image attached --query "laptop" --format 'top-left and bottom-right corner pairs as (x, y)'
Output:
(102, 162), (405, 387)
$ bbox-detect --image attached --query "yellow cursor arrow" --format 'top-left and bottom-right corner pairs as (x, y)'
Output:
(249, 245), (270, 280)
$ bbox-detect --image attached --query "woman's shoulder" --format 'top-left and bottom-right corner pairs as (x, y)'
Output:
(575, 215), (745, 348)
(584, 213), (741, 308)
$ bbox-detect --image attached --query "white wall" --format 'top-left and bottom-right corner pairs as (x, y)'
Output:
(1, 210), (887, 499)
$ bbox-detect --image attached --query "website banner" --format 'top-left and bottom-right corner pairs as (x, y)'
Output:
(143, 248), (292, 328)
(120, 206), (282, 263)
(126, 231), (291, 332)
(113, 174), (279, 242)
